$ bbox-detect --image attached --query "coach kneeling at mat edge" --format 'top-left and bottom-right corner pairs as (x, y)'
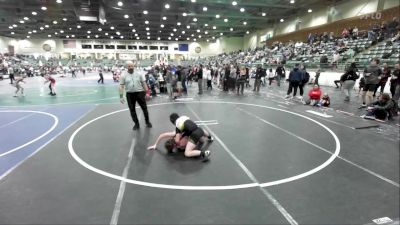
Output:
(119, 61), (152, 130)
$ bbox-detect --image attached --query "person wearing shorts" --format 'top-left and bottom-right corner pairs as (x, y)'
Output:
(148, 113), (213, 161)
(360, 58), (382, 108)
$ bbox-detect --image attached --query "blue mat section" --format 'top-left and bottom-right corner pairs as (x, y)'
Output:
(0, 104), (96, 178)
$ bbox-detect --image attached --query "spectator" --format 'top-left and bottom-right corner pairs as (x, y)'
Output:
(362, 93), (398, 120)
(387, 17), (399, 38)
(319, 93), (331, 107)
(314, 66), (321, 86)
(373, 63), (391, 97)
(360, 58), (383, 108)
(253, 65), (263, 92)
(341, 62), (359, 102)
(196, 64), (203, 94)
(305, 85), (322, 106)
(285, 64), (304, 100)
(391, 62), (400, 102)
(275, 63), (285, 87)
(266, 68), (275, 87)
(236, 66), (246, 95)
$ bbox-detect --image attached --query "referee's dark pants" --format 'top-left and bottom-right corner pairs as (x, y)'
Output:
(126, 91), (150, 125)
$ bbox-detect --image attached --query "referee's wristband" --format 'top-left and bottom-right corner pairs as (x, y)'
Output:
(120, 94), (123, 98)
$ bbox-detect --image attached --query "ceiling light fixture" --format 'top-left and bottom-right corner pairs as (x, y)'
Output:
(212, 26), (216, 29)
(45, 24), (49, 28)
(191, 0), (196, 2)
(146, 27), (150, 30)
(26, 36), (30, 38)
(177, 22), (181, 26)
(117, 1), (123, 6)
(124, 14), (129, 19)
(224, 18), (228, 22)
(12, 24), (17, 27)
(246, 31), (249, 34)
(40, 27), (44, 30)
(71, 34), (75, 37)
(110, 26), (115, 29)
(186, 25), (190, 29)
(129, 23), (133, 27)
(182, 12), (187, 16)
(77, 25), (81, 28)
(203, 7), (207, 11)
(262, 12), (266, 16)
(280, 18), (284, 22)
(63, 18), (67, 21)
(28, 31), (32, 34)
(215, 14), (220, 18)
(41, 6), (47, 10)
(143, 10), (148, 14)
(87, 31), (91, 34)
(290, 0), (295, 4)
(193, 18), (197, 22)
(243, 21), (247, 25)
(32, 11), (37, 15)
(48, 34), (51, 37)
(53, 20), (57, 24)
(60, 30), (64, 33)
(162, 16), (167, 20)
(23, 17), (29, 20)
(308, 9), (312, 13)
(165, 4), (170, 9)
(19, 20), (24, 24)
(145, 20), (149, 24)
(98, 28), (102, 31)
(132, 29), (136, 32)
(232, 1), (237, 6)
(230, 27), (233, 31)
(105, 32), (108, 35)
(33, 30), (37, 33)
(56, 0), (62, 3)
(240, 8), (245, 12)
(160, 24), (164, 28)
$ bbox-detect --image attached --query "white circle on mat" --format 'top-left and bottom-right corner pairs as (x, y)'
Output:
(0, 110), (58, 157)
(68, 101), (340, 190)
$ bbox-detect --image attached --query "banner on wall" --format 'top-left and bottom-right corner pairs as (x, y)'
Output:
(8, 45), (14, 55)
(63, 40), (76, 48)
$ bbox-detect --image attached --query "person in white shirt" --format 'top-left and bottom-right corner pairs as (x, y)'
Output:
(206, 66), (212, 90)
(266, 68), (276, 86)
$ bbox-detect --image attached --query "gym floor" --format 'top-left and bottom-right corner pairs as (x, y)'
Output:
(0, 72), (399, 225)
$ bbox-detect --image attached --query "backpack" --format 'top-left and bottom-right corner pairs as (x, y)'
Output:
(303, 72), (310, 83)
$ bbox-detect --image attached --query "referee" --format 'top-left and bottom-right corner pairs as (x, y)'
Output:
(119, 61), (152, 130)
